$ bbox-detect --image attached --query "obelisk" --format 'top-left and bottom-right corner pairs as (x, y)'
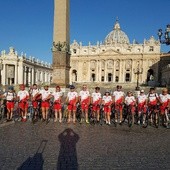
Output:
(52, 0), (70, 87)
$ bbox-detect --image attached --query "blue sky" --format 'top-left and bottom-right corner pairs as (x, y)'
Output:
(0, 0), (169, 63)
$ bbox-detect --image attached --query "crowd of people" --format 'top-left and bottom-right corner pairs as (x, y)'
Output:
(0, 84), (170, 128)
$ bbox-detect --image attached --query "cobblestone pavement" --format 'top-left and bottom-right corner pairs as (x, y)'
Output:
(0, 121), (170, 170)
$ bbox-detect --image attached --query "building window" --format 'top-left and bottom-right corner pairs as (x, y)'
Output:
(115, 76), (119, 82)
(149, 46), (154, 51)
(72, 70), (77, 82)
(116, 69), (119, 72)
(117, 49), (120, 52)
(73, 49), (77, 54)
(108, 73), (112, 82)
(101, 76), (104, 82)
(91, 73), (95, 82)
(125, 73), (131, 82)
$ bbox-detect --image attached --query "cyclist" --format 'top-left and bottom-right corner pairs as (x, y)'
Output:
(79, 85), (90, 124)
(39, 84), (52, 122)
(147, 87), (159, 127)
(91, 87), (102, 123)
(30, 84), (41, 121)
(159, 88), (170, 126)
(124, 91), (136, 126)
(52, 86), (63, 123)
(102, 91), (112, 125)
(17, 84), (29, 122)
(112, 85), (125, 125)
(1, 86), (16, 121)
(136, 89), (147, 125)
(65, 85), (78, 124)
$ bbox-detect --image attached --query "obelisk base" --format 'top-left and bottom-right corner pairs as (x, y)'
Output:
(52, 51), (70, 87)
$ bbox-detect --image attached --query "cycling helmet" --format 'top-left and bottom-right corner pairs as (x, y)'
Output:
(8, 86), (14, 91)
(69, 85), (75, 89)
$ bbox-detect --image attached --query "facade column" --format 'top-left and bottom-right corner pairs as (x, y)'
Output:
(96, 60), (98, 82)
(1, 64), (6, 85)
(104, 60), (107, 82)
(98, 60), (101, 82)
(119, 60), (121, 83)
(131, 60), (135, 83)
(36, 70), (39, 83)
(45, 72), (47, 82)
(24, 66), (26, 84)
(18, 62), (23, 84)
(32, 68), (34, 84)
(28, 68), (31, 86)
(113, 60), (115, 82)
(46, 73), (48, 83)
(15, 64), (18, 85)
(88, 60), (91, 82)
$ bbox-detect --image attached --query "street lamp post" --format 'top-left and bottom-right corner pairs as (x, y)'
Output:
(133, 66), (143, 91)
(158, 24), (170, 45)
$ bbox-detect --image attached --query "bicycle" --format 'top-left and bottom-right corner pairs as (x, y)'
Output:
(0, 99), (6, 123)
(148, 105), (160, 128)
(99, 105), (105, 125)
(159, 107), (170, 128)
(76, 103), (82, 123)
(125, 104), (135, 127)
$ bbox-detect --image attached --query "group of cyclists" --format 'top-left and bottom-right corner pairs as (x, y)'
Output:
(0, 83), (170, 128)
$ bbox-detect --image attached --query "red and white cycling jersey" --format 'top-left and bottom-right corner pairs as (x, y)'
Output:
(113, 91), (125, 103)
(4, 92), (15, 101)
(40, 89), (51, 100)
(137, 94), (147, 105)
(147, 93), (159, 105)
(17, 90), (29, 101)
(31, 89), (40, 98)
(67, 91), (78, 102)
(91, 92), (101, 104)
(125, 96), (136, 106)
(79, 90), (90, 102)
(159, 94), (170, 104)
(52, 91), (63, 101)
(102, 95), (112, 105)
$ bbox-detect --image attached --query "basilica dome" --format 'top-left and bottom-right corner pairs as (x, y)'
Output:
(104, 20), (130, 44)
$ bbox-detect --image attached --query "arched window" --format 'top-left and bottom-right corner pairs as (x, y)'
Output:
(115, 76), (119, 82)
(101, 76), (104, 82)
(125, 73), (131, 82)
(91, 73), (95, 82)
(72, 70), (77, 82)
(108, 73), (112, 82)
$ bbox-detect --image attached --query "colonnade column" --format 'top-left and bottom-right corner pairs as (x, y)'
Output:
(32, 68), (34, 84)
(24, 66), (27, 84)
(15, 64), (18, 85)
(1, 64), (6, 85)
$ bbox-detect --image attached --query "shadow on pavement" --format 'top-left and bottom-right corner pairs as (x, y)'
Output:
(57, 128), (79, 170)
(17, 140), (47, 170)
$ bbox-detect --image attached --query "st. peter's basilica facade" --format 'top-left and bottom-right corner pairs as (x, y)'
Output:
(70, 20), (161, 87)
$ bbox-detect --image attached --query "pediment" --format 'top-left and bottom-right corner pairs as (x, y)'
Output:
(99, 49), (122, 56)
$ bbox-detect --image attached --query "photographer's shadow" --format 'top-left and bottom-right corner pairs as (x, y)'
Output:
(57, 128), (79, 170)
